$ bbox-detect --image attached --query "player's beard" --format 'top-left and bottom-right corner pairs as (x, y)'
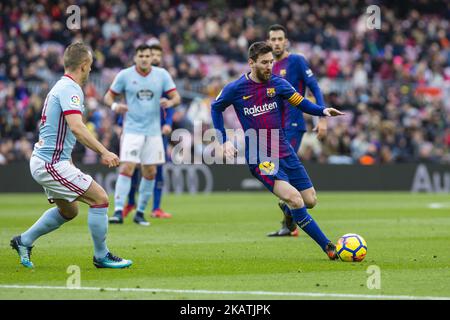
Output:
(273, 49), (283, 60)
(256, 68), (271, 82)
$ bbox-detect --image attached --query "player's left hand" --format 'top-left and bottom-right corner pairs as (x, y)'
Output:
(323, 108), (345, 117)
(160, 98), (173, 108)
(162, 124), (172, 136)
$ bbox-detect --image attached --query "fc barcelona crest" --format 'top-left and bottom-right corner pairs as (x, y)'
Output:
(266, 87), (276, 98)
(280, 69), (286, 77)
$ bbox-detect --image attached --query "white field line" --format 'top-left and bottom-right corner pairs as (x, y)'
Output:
(0, 284), (449, 300)
(428, 203), (450, 209)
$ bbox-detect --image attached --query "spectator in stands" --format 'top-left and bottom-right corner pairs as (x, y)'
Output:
(0, 0), (448, 165)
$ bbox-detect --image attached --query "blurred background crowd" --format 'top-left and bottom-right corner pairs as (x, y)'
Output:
(1, 0), (449, 165)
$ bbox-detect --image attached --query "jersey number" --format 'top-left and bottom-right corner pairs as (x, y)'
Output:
(40, 94), (50, 126)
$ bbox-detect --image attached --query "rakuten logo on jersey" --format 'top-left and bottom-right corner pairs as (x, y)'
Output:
(243, 102), (278, 117)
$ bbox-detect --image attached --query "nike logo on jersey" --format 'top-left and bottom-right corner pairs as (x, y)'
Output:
(243, 95), (253, 100)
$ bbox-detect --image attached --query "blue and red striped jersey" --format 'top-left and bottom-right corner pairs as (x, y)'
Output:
(272, 53), (324, 131)
(211, 72), (324, 163)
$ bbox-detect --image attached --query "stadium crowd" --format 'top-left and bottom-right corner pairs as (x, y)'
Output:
(1, 0), (449, 165)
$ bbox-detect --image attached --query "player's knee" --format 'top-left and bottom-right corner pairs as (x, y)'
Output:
(59, 207), (78, 220)
(142, 166), (156, 180)
(285, 192), (304, 209)
(119, 164), (135, 177)
(304, 195), (317, 209)
(292, 196), (304, 209)
(143, 173), (156, 180)
(92, 190), (109, 207)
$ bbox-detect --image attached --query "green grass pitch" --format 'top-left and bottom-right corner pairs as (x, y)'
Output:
(0, 192), (449, 300)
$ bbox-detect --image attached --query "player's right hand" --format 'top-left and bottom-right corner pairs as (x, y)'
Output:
(114, 103), (128, 114)
(222, 141), (238, 160)
(101, 151), (120, 168)
(160, 98), (173, 109)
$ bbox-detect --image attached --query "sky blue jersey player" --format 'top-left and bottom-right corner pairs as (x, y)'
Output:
(11, 43), (131, 269)
(105, 43), (181, 226)
(211, 42), (344, 260)
(121, 106), (174, 218)
(267, 24), (328, 237)
(120, 44), (175, 220)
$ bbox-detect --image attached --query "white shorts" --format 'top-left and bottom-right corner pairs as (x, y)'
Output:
(30, 156), (93, 203)
(120, 133), (165, 165)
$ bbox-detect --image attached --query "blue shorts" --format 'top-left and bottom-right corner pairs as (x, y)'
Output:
(285, 130), (305, 153)
(249, 152), (313, 193)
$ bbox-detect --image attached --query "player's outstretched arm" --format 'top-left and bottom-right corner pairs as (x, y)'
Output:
(287, 93), (344, 118)
(323, 107), (345, 117)
(65, 113), (120, 168)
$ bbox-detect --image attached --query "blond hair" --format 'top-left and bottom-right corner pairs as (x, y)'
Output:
(63, 42), (91, 71)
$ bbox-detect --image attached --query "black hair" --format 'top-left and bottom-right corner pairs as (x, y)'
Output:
(135, 43), (152, 53)
(268, 24), (288, 38)
(149, 44), (162, 52)
(248, 41), (273, 61)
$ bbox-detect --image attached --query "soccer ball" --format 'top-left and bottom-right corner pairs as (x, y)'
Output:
(336, 233), (367, 262)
